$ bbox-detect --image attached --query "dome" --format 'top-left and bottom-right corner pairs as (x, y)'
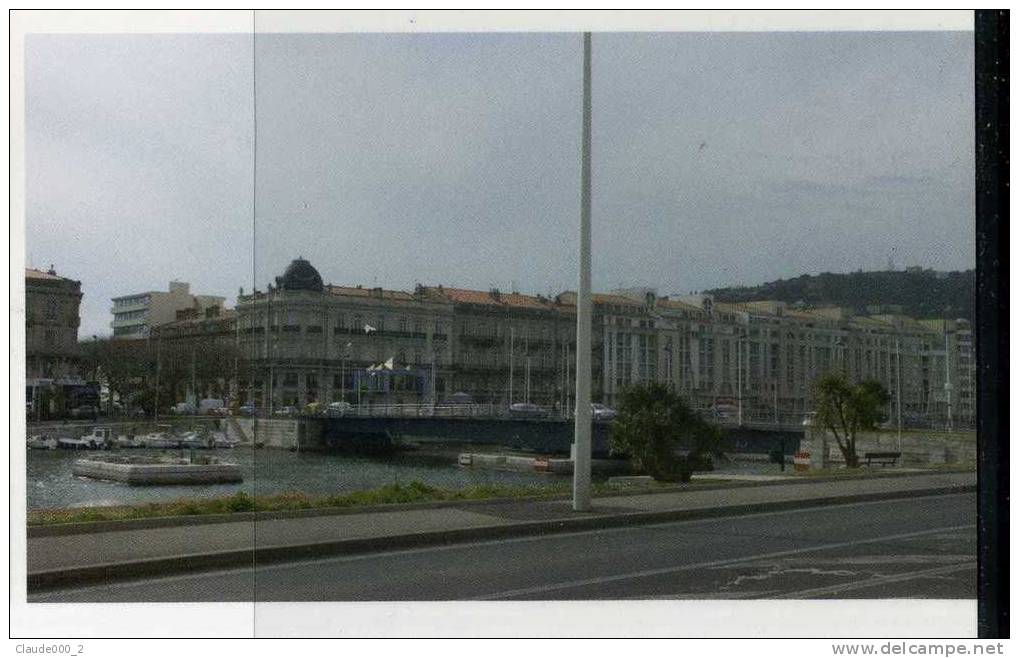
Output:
(276, 257), (324, 292)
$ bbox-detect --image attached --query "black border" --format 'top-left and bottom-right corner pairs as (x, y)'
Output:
(974, 8), (1009, 641)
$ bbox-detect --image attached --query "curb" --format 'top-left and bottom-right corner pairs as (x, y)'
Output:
(26, 469), (975, 538)
(26, 483), (975, 592)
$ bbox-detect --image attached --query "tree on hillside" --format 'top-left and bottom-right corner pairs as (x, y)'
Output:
(610, 382), (723, 482)
(813, 373), (891, 468)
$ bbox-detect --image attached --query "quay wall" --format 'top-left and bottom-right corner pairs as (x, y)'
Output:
(226, 418), (322, 450)
(801, 428), (976, 468)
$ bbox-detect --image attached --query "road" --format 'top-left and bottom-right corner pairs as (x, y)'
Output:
(29, 492), (975, 602)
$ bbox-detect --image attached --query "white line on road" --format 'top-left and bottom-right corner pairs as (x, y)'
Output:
(472, 524), (976, 600)
(773, 561), (976, 599)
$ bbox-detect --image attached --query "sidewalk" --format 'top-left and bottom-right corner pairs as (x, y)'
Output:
(26, 470), (975, 590)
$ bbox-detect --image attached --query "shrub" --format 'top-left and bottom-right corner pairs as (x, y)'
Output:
(610, 383), (723, 483)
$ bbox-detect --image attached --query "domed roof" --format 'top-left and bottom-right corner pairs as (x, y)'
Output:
(276, 257), (324, 292)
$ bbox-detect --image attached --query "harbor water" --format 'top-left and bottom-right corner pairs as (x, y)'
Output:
(26, 446), (569, 511)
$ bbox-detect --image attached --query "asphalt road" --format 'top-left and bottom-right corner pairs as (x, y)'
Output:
(30, 492), (975, 602)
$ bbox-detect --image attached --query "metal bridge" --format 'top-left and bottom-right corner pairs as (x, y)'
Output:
(314, 404), (804, 457)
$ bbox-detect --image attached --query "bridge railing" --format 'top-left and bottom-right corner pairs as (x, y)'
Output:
(324, 402), (576, 420)
(318, 404), (809, 430)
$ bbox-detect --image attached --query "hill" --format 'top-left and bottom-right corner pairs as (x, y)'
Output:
(704, 269), (975, 320)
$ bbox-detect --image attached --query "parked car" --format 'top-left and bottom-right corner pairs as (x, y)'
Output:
(902, 413), (933, 429)
(444, 392), (475, 405)
(327, 401), (354, 417)
(509, 402), (545, 418)
(172, 402), (197, 415)
(238, 403), (256, 417)
(275, 406), (299, 417)
(591, 403), (616, 421)
(198, 398), (225, 415)
(69, 404), (99, 419)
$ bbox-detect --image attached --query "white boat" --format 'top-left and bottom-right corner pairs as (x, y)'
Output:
(113, 435), (142, 449)
(57, 429), (111, 450)
(140, 432), (180, 449)
(177, 431), (208, 449)
(58, 427), (112, 450)
(212, 433), (239, 449)
(27, 435), (57, 450)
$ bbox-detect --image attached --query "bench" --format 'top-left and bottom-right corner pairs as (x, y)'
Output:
(864, 451), (901, 467)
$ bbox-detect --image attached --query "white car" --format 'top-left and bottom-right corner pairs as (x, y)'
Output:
(509, 403), (545, 418)
(172, 402), (196, 415)
(591, 403), (616, 421)
(327, 401), (354, 417)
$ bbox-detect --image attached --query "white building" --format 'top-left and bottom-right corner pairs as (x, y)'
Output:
(110, 280), (224, 339)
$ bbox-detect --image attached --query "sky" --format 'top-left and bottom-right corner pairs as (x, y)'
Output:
(25, 31), (975, 337)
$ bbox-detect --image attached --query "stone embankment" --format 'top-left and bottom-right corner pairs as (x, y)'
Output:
(800, 428), (976, 468)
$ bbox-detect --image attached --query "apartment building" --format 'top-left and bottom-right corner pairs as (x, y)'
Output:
(111, 280), (224, 339)
(222, 257), (974, 425)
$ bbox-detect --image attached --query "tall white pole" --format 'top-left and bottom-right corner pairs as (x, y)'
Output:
(573, 32), (593, 512)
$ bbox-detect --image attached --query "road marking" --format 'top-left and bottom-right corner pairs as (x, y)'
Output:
(28, 493), (974, 598)
(472, 524), (976, 600)
(773, 561), (976, 599)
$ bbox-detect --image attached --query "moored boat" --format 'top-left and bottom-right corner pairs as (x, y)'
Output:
(27, 435), (57, 450)
(57, 427), (112, 450)
(140, 432), (180, 449)
(113, 435), (143, 449)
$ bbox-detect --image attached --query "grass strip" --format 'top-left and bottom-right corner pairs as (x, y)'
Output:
(26, 478), (693, 526)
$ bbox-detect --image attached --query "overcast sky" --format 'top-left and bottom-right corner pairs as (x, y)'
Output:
(26, 31), (974, 337)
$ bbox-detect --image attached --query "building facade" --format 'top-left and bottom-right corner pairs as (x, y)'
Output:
(111, 280), (224, 339)
(26, 267), (82, 381)
(220, 258), (974, 427)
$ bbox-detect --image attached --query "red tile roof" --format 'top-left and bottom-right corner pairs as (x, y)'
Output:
(423, 286), (566, 310)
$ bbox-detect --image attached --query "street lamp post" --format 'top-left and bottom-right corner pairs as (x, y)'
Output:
(736, 331), (744, 426)
(895, 335), (903, 450)
(573, 31), (593, 512)
(509, 326), (514, 405)
(341, 342), (351, 403)
(526, 355), (531, 404)
(154, 337), (162, 423)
